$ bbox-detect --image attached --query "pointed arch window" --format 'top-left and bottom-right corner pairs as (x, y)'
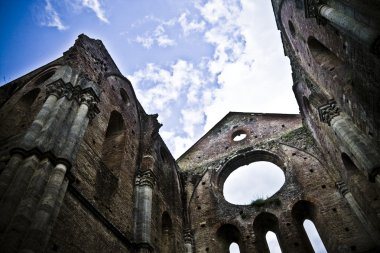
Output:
(303, 219), (328, 253)
(216, 224), (242, 253)
(101, 110), (126, 174)
(266, 231), (282, 253)
(161, 212), (175, 253)
(253, 212), (284, 253)
(33, 69), (56, 86)
(307, 36), (343, 71)
(0, 88), (41, 140)
(120, 88), (131, 106)
(292, 200), (328, 253)
(229, 242), (240, 253)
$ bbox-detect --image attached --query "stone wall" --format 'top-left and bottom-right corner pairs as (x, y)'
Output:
(179, 112), (377, 253)
(0, 35), (185, 253)
(1, 0), (380, 251)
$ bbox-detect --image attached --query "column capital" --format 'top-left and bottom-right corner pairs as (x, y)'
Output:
(318, 100), (340, 125)
(135, 170), (156, 188)
(79, 91), (100, 120)
(336, 180), (349, 196)
(304, 0), (323, 18)
(46, 80), (66, 98)
(183, 229), (194, 244)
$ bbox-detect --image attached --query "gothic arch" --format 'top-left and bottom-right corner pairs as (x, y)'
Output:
(214, 150), (286, 205)
(215, 224), (242, 253)
(291, 200), (325, 252)
(30, 68), (57, 87)
(119, 88), (131, 107)
(95, 110), (126, 206)
(161, 211), (175, 253)
(101, 110), (126, 175)
(216, 150), (285, 190)
(0, 88), (41, 141)
(307, 36), (344, 71)
(253, 212), (284, 253)
(341, 153), (380, 230)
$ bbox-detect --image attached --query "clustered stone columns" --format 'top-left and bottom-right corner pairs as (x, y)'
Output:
(0, 68), (100, 253)
(305, 0), (380, 55)
(318, 101), (380, 185)
(134, 169), (156, 253)
(336, 181), (380, 243)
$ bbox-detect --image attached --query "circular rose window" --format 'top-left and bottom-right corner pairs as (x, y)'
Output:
(223, 161), (285, 205)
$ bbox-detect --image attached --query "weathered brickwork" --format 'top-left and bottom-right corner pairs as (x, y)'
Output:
(0, 0), (379, 252)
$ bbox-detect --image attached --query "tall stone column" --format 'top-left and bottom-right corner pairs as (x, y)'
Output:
(17, 89), (99, 253)
(134, 170), (156, 253)
(318, 101), (380, 183)
(0, 73), (100, 252)
(62, 91), (97, 158)
(318, 5), (380, 54)
(336, 181), (380, 243)
(22, 82), (64, 148)
(0, 83), (63, 199)
(305, 0), (380, 54)
(17, 163), (68, 253)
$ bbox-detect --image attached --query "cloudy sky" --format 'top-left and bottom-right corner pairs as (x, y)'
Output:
(0, 0), (299, 158)
(0, 0), (328, 252)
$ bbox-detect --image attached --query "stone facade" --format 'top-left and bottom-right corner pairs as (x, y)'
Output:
(0, 1), (379, 252)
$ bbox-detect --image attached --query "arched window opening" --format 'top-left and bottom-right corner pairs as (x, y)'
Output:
(101, 110), (126, 174)
(288, 20), (296, 37)
(266, 231), (282, 253)
(342, 153), (360, 175)
(307, 36), (343, 71)
(341, 153), (380, 231)
(232, 130), (247, 142)
(162, 212), (175, 253)
(229, 242), (240, 253)
(223, 161), (285, 205)
(33, 70), (55, 86)
(253, 212), (285, 253)
(302, 96), (312, 115)
(20, 88), (41, 105)
(292, 200), (327, 252)
(120, 88), (131, 106)
(0, 88), (41, 140)
(216, 224), (241, 253)
(303, 219), (328, 253)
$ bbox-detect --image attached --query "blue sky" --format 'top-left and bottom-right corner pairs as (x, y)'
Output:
(0, 0), (299, 158)
(0, 1), (329, 252)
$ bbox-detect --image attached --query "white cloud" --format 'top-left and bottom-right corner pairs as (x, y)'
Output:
(154, 25), (176, 47)
(135, 35), (154, 49)
(200, 0), (298, 132)
(134, 24), (176, 48)
(129, 0), (298, 159)
(181, 108), (205, 138)
(130, 60), (202, 112)
(178, 12), (206, 35)
(172, 135), (195, 158)
(41, 0), (68, 31)
(81, 0), (109, 23)
(129, 58), (210, 157)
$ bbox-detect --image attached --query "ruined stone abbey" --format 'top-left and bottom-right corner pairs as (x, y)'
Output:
(0, 0), (379, 252)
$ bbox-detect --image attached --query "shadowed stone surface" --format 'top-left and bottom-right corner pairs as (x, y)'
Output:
(0, 1), (380, 252)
